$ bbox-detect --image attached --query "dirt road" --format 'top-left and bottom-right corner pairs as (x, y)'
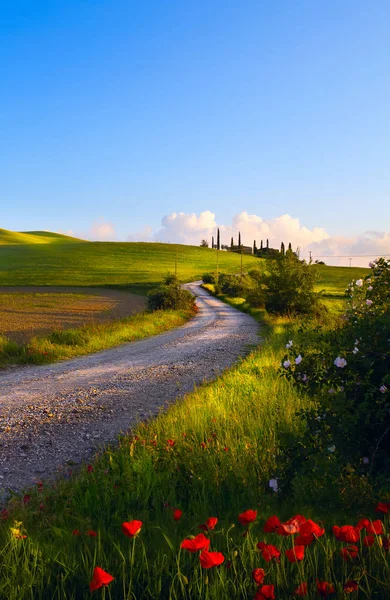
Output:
(0, 283), (260, 498)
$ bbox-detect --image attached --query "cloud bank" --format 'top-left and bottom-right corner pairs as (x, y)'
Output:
(128, 210), (389, 267)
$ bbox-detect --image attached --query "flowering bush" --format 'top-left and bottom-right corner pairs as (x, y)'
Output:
(280, 258), (390, 503)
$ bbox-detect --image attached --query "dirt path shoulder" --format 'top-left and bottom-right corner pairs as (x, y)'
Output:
(0, 283), (261, 499)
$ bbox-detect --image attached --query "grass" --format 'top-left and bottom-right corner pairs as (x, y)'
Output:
(0, 228), (84, 245)
(0, 309), (192, 367)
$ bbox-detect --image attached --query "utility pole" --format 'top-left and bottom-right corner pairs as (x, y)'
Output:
(240, 246), (243, 278)
(216, 247), (219, 284)
(175, 247), (178, 277)
(349, 257), (352, 268)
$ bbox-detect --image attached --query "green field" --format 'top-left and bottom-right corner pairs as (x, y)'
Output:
(0, 229), (368, 294)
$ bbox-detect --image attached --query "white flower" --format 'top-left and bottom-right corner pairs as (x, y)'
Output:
(283, 360), (291, 368)
(328, 445), (336, 453)
(352, 347), (359, 354)
(369, 261), (375, 268)
(328, 388), (335, 394)
(334, 357), (347, 368)
(286, 340), (293, 349)
(380, 385), (387, 393)
(366, 299), (373, 306)
(354, 339), (360, 345)
(368, 286), (373, 291)
(366, 278), (372, 283)
(355, 279), (363, 287)
(295, 354), (302, 365)
(269, 478), (279, 492)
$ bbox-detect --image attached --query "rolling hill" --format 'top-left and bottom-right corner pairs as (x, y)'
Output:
(0, 228), (84, 245)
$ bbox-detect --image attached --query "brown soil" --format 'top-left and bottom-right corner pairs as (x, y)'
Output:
(0, 287), (147, 344)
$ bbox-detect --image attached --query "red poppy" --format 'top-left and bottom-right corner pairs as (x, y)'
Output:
(294, 533), (314, 546)
(277, 521), (300, 536)
(173, 509), (183, 521)
(286, 545), (305, 563)
(181, 534), (210, 552)
(357, 518), (383, 534)
(383, 536), (390, 551)
(72, 529), (81, 536)
(254, 584), (275, 600)
(23, 495), (31, 505)
(288, 514), (307, 525)
(87, 464), (94, 472)
(299, 519), (325, 537)
(199, 517), (218, 531)
(363, 534), (375, 547)
(316, 580), (335, 596)
(238, 509), (257, 525)
(0, 509), (9, 520)
(333, 525), (360, 543)
(344, 581), (358, 593)
(340, 545), (359, 561)
(375, 501), (390, 514)
(122, 520), (142, 537)
(36, 481), (43, 491)
(263, 515), (281, 533)
(89, 567), (114, 592)
(252, 567), (266, 585)
(257, 542), (281, 562)
(294, 582), (308, 596)
(199, 550), (225, 568)
(167, 439), (175, 447)
(86, 530), (97, 537)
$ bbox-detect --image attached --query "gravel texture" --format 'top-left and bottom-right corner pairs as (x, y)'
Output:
(0, 282), (260, 499)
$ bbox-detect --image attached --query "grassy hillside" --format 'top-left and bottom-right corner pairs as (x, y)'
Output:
(0, 228), (84, 245)
(0, 229), (368, 294)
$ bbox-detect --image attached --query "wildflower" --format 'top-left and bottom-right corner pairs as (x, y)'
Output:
(263, 515), (281, 533)
(295, 354), (302, 365)
(286, 340), (293, 348)
(334, 357), (347, 368)
(316, 580), (335, 596)
(252, 567), (266, 585)
(327, 445), (336, 453)
(87, 464), (94, 472)
(89, 567), (114, 593)
(167, 439), (175, 447)
(0, 509), (9, 520)
(333, 525), (360, 543)
(199, 517), (218, 531)
(340, 545), (359, 560)
(352, 347), (359, 354)
(86, 530), (97, 537)
(238, 509), (257, 525)
(122, 520), (142, 537)
(199, 550), (224, 568)
(286, 545), (305, 562)
(277, 514), (306, 536)
(254, 585), (275, 600)
(328, 388), (335, 394)
(375, 501), (390, 514)
(269, 478), (278, 492)
(301, 374), (308, 382)
(380, 385), (387, 393)
(295, 532), (314, 546)
(344, 581), (358, 593)
(357, 519), (383, 535)
(283, 360), (291, 368)
(23, 495), (31, 505)
(294, 582), (308, 596)
(368, 285), (373, 291)
(363, 457), (369, 464)
(72, 529), (81, 536)
(171, 509), (182, 521)
(369, 261), (375, 268)
(299, 519), (325, 537)
(366, 299), (373, 306)
(181, 533), (210, 552)
(363, 534), (375, 547)
(256, 541), (281, 562)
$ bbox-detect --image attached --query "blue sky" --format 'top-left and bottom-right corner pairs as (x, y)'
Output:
(1, 0), (390, 260)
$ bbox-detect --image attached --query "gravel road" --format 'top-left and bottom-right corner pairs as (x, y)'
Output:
(0, 282), (260, 499)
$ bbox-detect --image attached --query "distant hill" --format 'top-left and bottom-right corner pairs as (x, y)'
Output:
(0, 229), (85, 245)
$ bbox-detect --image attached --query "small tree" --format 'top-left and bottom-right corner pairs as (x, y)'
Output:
(280, 242), (285, 255)
(230, 236), (234, 248)
(217, 228), (220, 250)
(212, 236), (214, 249)
(266, 238), (269, 249)
(260, 240), (263, 250)
(238, 232), (241, 247)
(253, 240), (257, 254)
(200, 239), (208, 247)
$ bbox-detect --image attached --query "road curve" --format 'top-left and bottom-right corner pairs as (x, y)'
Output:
(0, 282), (260, 497)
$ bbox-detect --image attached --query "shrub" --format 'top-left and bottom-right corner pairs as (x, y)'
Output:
(147, 282), (195, 312)
(218, 274), (252, 297)
(262, 253), (323, 315)
(202, 273), (215, 284)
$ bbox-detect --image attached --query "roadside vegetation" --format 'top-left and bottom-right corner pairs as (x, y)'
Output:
(1, 252), (389, 598)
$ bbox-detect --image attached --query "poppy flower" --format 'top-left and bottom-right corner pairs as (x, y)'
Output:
(238, 509), (257, 525)
(344, 581), (358, 593)
(383, 536), (390, 551)
(252, 567), (266, 585)
(286, 545), (305, 563)
(263, 515), (281, 533)
(294, 582), (308, 596)
(86, 530), (97, 537)
(199, 550), (225, 568)
(122, 520), (142, 537)
(72, 529), (81, 536)
(87, 464), (94, 472)
(89, 567), (114, 592)
(363, 534), (375, 547)
(199, 517), (218, 531)
(366, 520), (383, 535)
(257, 542), (281, 562)
(340, 545), (359, 561)
(23, 495), (31, 505)
(173, 509), (183, 521)
(277, 520), (301, 536)
(0, 509), (9, 520)
(254, 584), (275, 600)
(294, 533), (314, 546)
(333, 525), (360, 543)
(375, 501), (390, 514)
(167, 439), (175, 447)
(316, 580), (335, 596)
(181, 534), (210, 553)
(299, 519), (325, 537)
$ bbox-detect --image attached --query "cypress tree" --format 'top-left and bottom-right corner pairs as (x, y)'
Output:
(266, 238), (269, 249)
(288, 242), (292, 251)
(253, 240), (257, 254)
(212, 236), (214, 249)
(260, 240), (263, 250)
(281, 242), (285, 255)
(238, 232), (241, 247)
(217, 228), (220, 250)
(231, 236), (234, 248)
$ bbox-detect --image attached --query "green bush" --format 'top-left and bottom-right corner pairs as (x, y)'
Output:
(218, 273), (252, 297)
(202, 273), (215, 284)
(147, 282), (195, 311)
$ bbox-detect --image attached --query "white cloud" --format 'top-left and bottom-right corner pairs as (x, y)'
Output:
(128, 210), (389, 267)
(126, 225), (153, 242)
(88, 219), (116, 241)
